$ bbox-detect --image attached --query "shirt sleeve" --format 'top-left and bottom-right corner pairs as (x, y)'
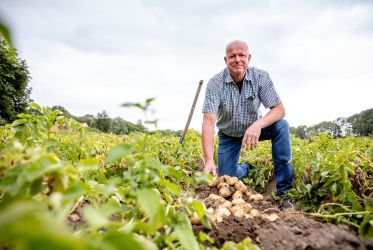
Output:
(202, 79), (220, 114)
(258, 71), (281, 108)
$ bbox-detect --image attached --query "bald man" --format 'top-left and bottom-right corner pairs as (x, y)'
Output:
(202, 40), (295, 209)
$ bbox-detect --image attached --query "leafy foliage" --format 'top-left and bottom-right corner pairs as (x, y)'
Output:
(348, 108), (373, 137)
(0, 104), (372, 249)
(0, 37), (31, 125)
(0, 19), (12, 46)
(0, 104), (216, 249)
(241, 133), (373, 239)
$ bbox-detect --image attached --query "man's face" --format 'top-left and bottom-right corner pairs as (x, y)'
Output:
(224, 43), (251, 77)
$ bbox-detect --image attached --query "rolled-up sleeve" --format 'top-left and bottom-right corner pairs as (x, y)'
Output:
(258, 71), (281, 108)
(202, 79), (220, 114)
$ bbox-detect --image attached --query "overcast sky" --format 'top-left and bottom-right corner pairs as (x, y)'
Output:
(1, 0), (372, 131)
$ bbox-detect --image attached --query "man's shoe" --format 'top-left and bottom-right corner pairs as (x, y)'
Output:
(279, 198), (298, 210)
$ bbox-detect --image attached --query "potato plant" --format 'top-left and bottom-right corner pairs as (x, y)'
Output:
(0, 103), (372, 250)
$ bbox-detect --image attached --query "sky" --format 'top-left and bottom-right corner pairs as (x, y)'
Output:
(1, 0), (372, 131)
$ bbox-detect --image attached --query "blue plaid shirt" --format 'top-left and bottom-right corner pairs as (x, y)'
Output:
(202, 67), (281, 137)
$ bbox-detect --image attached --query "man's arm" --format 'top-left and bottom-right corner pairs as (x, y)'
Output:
(202, 113), (217, 176)
(242, 103), (285, 149)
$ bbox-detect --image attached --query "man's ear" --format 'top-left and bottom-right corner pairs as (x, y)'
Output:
(248, 54), (252, 62)
(224, 56), (228, 64)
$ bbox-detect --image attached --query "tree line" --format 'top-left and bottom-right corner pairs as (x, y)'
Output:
(290, 108), (373, 138)
(50, 106), (150, 135)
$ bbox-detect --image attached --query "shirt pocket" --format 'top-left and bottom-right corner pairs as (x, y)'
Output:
(242, 92), (260, 120)
(246, 91), (259, 107)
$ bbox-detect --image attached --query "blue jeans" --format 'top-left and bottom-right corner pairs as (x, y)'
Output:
(217, 119), (293, 195)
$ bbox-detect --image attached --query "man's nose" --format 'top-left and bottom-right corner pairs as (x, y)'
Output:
(234, 55), (241, 62)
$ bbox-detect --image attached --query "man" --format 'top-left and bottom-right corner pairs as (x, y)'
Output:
(202, 40), (294, 209)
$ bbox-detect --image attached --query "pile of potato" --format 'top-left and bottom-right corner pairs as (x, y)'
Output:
(191, 175), (279, 224)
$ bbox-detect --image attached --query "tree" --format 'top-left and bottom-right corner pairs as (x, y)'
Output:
(95, 111), (112, 133)
(311, 121), (342, 138)
(348, 108), (373, 136)
(0, 38), (31, 124)
(111, 117), (128, 135)
(51, 105), (73, 119)
(78, 114), (96, 128)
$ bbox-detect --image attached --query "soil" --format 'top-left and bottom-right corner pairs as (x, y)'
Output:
(193, 184), (372, 250)
(66, 199), (88, 230)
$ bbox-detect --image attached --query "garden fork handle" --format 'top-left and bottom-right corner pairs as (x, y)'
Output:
(179, 80), (204, 144)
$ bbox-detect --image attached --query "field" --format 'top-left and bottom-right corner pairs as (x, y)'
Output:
(0, 105), (372, 250)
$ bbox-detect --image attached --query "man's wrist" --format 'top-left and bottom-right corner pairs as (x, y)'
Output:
(256, 119), (265, 129)
(205, 159), (214, 165)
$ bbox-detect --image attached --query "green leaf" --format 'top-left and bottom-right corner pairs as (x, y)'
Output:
(11, 119), (26, 127)
(78, 158), (99, 173)
(30, 102), (42, 111)
(174, 225), (200, 250)
(83, 206), (108, 229)
(364, 197), (373, 212)
(137, 189), (162, 221)
(103, 231), (149, 250)
(0, 165), (25, 196)
(29, 177), (43, 195)
(331, 183), (338, 193)
(0, 21), (12, 46)
(194, 174), (211, 185)
(359, 214), (373, 240)
(63, 181), (89, 201)
(105, 143), (132, 163)
(159, 179), (181, 195)
(191, 200), (211, 229)
(46, 139), (59, 148)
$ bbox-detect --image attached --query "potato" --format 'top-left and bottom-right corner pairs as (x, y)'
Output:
(234, 181), (248, 192)
(206, 207), (215, 214)
(217, 182), (229, 190)
(238, 203), (252, 213)
(267, 213), (279, 222)
(246, 190), (253, 197)
(255, 194), (264, 201)
(227, 176), (238, 186)
(249, 194), (264, 202)
(216, 207), (231, 217)
(231, 198), (246, 206)
(215, 214), (223, 223)
(230, 206), (245, 217)
(244, 214), (253, 219)
(208, 193), (225, 201)
(219, 187), (231, 198)
(232, 190), (243, 200)
(218, 200), (232, 209)
(250, 209), (261, 217)
(190, 212), (200, 225)
(219, 175), (229, 183)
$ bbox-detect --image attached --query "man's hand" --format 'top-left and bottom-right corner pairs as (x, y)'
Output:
(204, 161), (217, 177)
(242, 120), (263, 150)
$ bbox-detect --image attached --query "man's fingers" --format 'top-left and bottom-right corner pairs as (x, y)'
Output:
(212, 168), (217, 177)
(243, 133), (251, 150)
(242, 134), (248, 148)
(248, 135), (257, 149)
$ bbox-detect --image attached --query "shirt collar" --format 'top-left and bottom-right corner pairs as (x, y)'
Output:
(224, 67), (253, 84)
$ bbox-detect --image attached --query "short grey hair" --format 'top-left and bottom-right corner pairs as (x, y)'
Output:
(225, 40), (249, 55)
